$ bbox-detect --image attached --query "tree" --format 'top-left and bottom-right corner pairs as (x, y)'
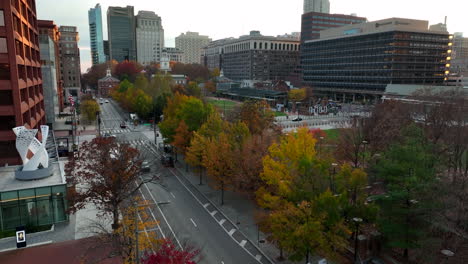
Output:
(115, 198), (160, 264)
(335, 124), (367, 168)
(234, 130), (279, 199)
(134, 73), (149, 91)
(257, 127), (352, 261)
(374, 124), (438, 260)
(239, 100), (275, 135)
(133, 89), (153, 118)
(210, 68), (220, 78)
(114, 61), (142, 82)
(142, 239), (200, 264)
(80, 99), (99, 124)
(204, 80), (216, 94)
(173, 120), (192, 156)
(288, 88), (307, 113)
(203, 132), (236, 205)
(65, 137), (156, 230)
(186, 81), (201, 98)
(186, 132), (209, 185)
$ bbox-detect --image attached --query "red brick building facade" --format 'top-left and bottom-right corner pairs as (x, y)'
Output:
(98, 69), (119, 97)
(0, 0), (45, 166)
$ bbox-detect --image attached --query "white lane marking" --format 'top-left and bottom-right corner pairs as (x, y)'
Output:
(170, 192), (176, 199)
(137, 185), (165, 239)
(190, 218), (197, 227)
(228, 229), (236, 236)
(210, 210), (218, 216)
(221, 262), (225, 264)
(203, 203), (210, 208)
(144, 182), (183, 249)
(255, 255), (262, 261)
(219, 219), (226, 225)
(240, 240), (247, 247)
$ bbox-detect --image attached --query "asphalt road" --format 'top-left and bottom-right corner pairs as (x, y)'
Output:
(99, 99), (261, 264)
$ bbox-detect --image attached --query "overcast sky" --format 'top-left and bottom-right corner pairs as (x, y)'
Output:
(36, 0), (467, 73)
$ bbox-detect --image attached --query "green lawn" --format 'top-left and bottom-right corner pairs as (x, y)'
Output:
(274, 111), (287, 117)
(324, 128), (342, 141)
(207, 98), (239, 114)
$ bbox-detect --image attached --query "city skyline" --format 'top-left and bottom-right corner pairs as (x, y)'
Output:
(36, 0), (467, 73)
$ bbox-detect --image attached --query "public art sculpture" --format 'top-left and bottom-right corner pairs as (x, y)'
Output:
(12, 126), (52, 180)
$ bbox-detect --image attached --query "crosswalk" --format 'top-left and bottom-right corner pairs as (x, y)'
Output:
(101, 128), (132, 134)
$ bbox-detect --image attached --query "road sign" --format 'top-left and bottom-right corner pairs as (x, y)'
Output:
(16, 226), (26, 248)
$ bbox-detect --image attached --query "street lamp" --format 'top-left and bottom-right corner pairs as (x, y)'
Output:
(330, 163), (338, 193)
(352, 217), (363, 263)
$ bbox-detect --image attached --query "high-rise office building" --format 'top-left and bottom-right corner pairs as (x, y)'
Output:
(136, 11), (164, 65)
(38, 20), (62, 126)
(302, 18), (452, 101)
(301, 12), (367, 43)
(303, 0), (330, 14)
(203, 31), (300, 81)
(107, 6), (136, 62)
(58, 26), (81, 102)
(0, 0), (46, 165)
(88, 4), (106, 65)
(175, 32), (211, 64)
(451, 32), (468, 73)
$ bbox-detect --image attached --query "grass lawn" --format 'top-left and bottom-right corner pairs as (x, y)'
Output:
(274, 111), (287, 117)
(207, 98), (239, 114)
(324, 128), (342, 141)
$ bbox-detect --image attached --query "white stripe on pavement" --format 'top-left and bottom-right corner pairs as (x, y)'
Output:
(190, 218), (197, 228)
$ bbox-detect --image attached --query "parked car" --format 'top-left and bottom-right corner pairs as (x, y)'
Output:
(161, 155), (174, 167)
(120, 122), (127, 129)
(105, 100), (109, 103)
(292, 117), (303, 122)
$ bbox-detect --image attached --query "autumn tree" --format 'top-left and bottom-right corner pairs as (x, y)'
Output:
(65, 137), (157, 230)
(204, 80), (216, 94)
(186, 81), (201, 98)
(335, 122), (368, 168)
(80, 99), (99, 124)
(203, 132), (236, 205)
(185, 132), (209, 185)
(173, 120), (192, 156)
(238, 100), (275, 135)
(234, 130), (279, 199)
(142, 239), (200, 264)
(114, 60), (142, 82)
(257, 127), (352, 262)
(116, 198), (160, 264)
(288, 88), (307, 113)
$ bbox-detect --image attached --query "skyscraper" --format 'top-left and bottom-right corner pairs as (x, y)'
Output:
(303, 0), (330, 14)
(59, 26), (81, 102)
(0, 0), (46, 165)
(88, 4), (106, 65)
(175, 32), (211, 64)
(38, 20), (61, 126)
(136, 11), (164, 65)
(107, 6), (136, 62)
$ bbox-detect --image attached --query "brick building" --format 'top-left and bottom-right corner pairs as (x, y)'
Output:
(0, 0), (46, 166)
(98, 69), (119, 97)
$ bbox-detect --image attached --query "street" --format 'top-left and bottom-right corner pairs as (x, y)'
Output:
(98, 99), (266, 264)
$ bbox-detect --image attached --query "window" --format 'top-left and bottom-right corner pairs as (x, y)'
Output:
(0, 63), (10, 80)
(0, 38), (7, 53)
(0, 10), (4, 26)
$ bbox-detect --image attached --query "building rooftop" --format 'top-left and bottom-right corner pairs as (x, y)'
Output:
(306, 17), (448, 43)
(0, 161), (67, 193)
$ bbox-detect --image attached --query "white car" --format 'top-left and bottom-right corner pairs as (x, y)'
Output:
(105, 100), (109, 103)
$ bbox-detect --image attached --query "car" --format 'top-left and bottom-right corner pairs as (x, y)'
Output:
(103, 133), (116, 139)
(160, 155), (174, 167)
(141, 161), (150, 172)
(105, 100), (109, 103)
(120, 122), (127, 129)
(292, 117), (303, 122)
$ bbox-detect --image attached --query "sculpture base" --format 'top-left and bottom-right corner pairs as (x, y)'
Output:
(15, 166), (53, 181)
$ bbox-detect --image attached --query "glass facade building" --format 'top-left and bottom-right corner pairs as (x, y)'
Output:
(301, 12), (367, 43)
(107, 6), (136, 62)
(0, 185), (68, 231)
(88, 4), (106, 65)
(302, 18), (452, 100)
